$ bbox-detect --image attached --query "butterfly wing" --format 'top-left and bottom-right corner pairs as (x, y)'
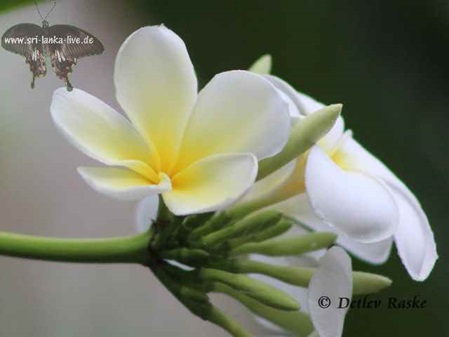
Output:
(1, 23), (47, 88)
(46, 25), (104, 91)
(2, 23), (42, 56)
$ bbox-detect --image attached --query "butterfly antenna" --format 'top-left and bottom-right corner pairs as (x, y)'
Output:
(34, 0), (57, 21)
(44, 1), (57, 20)
(34, 0), (44, 21)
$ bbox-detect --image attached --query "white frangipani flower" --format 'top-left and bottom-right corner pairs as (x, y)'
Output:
(245, 74), (437, 281)
(50, 26), (291, 216)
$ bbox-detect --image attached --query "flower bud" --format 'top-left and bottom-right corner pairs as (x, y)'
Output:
(200, 210), (283, 248)
(248, 54), (272, 75)
(214, 283), (314, 336)
(352, 271), (392, 295)
(257, 104), (342, 179)
(188, 212), (231, 241)
(227, 217), (293, 249)
(230, 232), (337, 256)
(217, 259), (392, 295)
(199, 268), (300, 311)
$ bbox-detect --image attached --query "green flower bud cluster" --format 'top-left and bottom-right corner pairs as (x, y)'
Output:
(146, 206), (392, 337)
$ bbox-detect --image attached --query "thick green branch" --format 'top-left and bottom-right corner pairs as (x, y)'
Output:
(0, 231), (152, 264)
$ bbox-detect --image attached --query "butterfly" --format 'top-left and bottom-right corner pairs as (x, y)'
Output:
(1, 1), (104, 91)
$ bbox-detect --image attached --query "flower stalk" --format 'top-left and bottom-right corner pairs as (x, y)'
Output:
(0, 230), (152, 264)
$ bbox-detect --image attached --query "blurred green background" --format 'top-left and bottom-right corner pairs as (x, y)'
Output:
(1, 0), (448, 336)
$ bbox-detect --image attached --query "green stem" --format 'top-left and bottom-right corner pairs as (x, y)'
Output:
(207, 307), (252, 337)
(0, 231), (152, 264)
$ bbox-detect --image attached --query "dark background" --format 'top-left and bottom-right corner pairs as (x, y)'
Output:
(132, 1), (448, 336)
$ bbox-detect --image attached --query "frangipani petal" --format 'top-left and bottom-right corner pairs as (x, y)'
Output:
(295, 90), (325, 116)
(78, 167), (171, 201)
(263, 75), (324, 116)
(135, 195), (159, 233)
(308, 247), (352, 337)
(174, 71), (290, 170)
(305, 146), (398, 243)
(51, 88), (159, 181)
(337, 137), (437, 279)
(388, 184), (438, 281)
(333, 135), (398, 182)
(276, 194), (394, 264)
(114, 25), (197, 171)
(240, 160), (297, 203)
(278, 90), (302, 121)
(337, 235), (393, 266)
(319, 116), (345, 154)
(262, 75), (344, 154)
(163, 153), (257, 216)
(263, 75), (304, 117)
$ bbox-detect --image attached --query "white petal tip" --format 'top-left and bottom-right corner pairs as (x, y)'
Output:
(77, 167), (170, 201)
